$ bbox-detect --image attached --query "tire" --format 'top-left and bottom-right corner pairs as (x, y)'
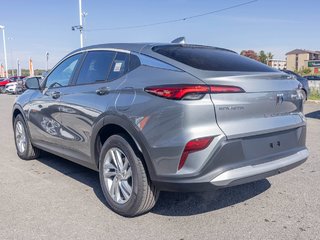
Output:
(301, 90), (307, 103)
(99, 134), (159, 217)
(13, 114), (40, 160)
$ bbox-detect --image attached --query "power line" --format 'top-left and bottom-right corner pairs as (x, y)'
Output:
(85, 0), (258, 32)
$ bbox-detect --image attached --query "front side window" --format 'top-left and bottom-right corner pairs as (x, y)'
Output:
(46, 54), (82, 88)
(76, 51), (115, 85)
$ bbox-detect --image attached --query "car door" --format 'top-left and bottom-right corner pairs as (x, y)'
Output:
(28, 53), (83, 150)
(57, 50), (130, 166)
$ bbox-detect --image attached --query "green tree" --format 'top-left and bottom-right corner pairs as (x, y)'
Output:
(267, 52), (274, 60)
(258, 50), (268, 64)
(299, 67), (312, 76)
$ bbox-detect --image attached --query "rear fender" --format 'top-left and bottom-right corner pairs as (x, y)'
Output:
(90, 115), (156, 178)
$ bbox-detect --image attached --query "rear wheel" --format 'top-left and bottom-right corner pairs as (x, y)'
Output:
(14, 114), (40, 160)
(99, 134), (159, 217)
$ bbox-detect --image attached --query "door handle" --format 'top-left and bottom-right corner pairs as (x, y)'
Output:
(96, 87), (110, 95)
(51, 91), (61, 99)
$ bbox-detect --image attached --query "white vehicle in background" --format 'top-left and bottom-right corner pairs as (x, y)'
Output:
(5, 81), (18, 94)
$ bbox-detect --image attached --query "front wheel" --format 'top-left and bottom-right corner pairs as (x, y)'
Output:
(99, 134), (159, 217)
(14, 114), (40, 160)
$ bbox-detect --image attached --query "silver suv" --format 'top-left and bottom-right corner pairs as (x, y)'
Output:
(12, 43), (308, 217)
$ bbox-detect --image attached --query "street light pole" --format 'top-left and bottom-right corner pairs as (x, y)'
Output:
(8, 37), (14, 76)
(0, 25), (8, 78)
(46, 52), (49, 71)
(72, 0), (86, 48)
(79, 0), (83, 48)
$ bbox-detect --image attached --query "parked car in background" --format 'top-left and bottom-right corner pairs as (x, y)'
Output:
(304, 75), (320, 81)
(16, 76), (42, 94)
(282, 70), (310, 101)
(0, 76), (26, 93)
(12, 43), (308, 217)
(0, 78), (10, 93)
(5, 81), (18, 94)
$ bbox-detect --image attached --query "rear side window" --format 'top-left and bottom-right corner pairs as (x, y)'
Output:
(129, 54), (141, 71)
(76, 51), (115, 85)
(153, 45), (277, 72)
(108, 52), (129, 81)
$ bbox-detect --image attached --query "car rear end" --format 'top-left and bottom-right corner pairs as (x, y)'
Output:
(130, 44), (308, 191)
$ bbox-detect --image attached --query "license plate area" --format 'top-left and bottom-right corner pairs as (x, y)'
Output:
(242, 128), (300, 160)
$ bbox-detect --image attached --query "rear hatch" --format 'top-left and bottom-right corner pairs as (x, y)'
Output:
(149, 44), (304, 139)
(199, 72), (303, 139)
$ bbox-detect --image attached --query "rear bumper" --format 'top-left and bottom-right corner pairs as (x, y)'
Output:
(153, 148), (308, 192)
(152, 126), (308, 192)
(210, 148), (308, 187)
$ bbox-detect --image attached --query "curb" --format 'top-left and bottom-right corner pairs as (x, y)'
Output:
(307, 100), (320, 104)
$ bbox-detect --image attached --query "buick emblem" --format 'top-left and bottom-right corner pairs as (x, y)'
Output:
(276, 93), (284, 104)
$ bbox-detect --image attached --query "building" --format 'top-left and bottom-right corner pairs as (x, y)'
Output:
(286, 49), (320, 74)
(267, 59), (286, 70)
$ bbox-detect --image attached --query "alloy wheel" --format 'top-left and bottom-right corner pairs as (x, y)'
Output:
(15, 121), (27, 153)
(103, 147), (133, 204)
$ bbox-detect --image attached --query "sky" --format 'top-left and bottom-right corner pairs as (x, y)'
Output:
(0, 0), (319, 70)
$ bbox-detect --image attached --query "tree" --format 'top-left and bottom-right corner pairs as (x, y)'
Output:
(258, 50), (268, 64)
(267, 52), (274, 60)
(240, 50), (259, 61)
(299, 67), (312, 76)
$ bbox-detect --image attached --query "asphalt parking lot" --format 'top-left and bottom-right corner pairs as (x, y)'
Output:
(0, 94), (319, 240)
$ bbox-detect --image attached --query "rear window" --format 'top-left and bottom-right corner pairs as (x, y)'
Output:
(152, 45), (278, 72)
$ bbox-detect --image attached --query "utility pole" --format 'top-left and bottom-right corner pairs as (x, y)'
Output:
(46, 52), (49, 71)
(17, 58), (20, 76)
(72, 0), (85, 48)
(0, 25), (8, 78)
(8, 37), (14, 76)
(79, 0), (83, 48)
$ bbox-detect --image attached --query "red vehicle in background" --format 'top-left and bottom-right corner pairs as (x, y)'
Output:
(0, 76), (26, 93)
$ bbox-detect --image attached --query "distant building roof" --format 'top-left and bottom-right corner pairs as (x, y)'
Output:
(286, 49), (320, 55)
(268, 59), (286, 62)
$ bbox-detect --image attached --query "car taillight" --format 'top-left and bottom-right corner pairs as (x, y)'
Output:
(178, 136), (214, 170)
(145, 85), (209, 100)
(210, 85), (244, 93)
(145, 84), (244, 100)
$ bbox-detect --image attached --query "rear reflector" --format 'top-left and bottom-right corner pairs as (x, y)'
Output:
(145, 84), (244, 100)
(178, 136), (214, 170)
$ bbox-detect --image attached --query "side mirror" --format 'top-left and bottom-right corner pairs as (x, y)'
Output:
(25, 78), (40, 90)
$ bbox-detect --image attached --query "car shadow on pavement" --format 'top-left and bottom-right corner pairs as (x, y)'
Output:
(305, 110), (320, 119)
(37, 152), (107, 204)
(37, 152), (271, 217)
(152, 180), (270, 216)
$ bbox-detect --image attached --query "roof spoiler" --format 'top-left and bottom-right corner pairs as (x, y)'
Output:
(171, 37), (186, 44)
